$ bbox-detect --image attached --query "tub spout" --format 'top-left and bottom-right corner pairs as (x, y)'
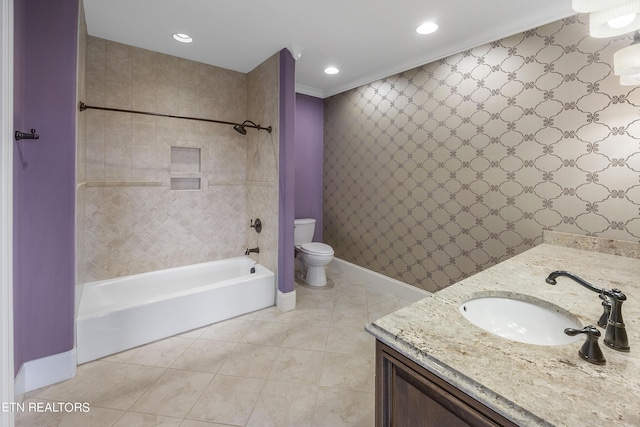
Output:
(245, 247), (260, 255)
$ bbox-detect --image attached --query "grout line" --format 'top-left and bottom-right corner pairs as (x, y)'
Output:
(179, 368), (219, 425)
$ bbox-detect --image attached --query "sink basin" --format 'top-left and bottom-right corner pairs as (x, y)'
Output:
(459, 292), (582, 346)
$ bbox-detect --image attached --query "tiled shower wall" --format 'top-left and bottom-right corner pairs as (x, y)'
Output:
(246, 54), (280, 275)
(324, 15), (640, 292)
(76, 6), (87, 299)
(81, 36), (278, 281)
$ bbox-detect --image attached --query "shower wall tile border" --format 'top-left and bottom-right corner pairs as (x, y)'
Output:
(85, 181), (162, 187)
(246, 180), (275, 188)
(208, 180), (246, 186)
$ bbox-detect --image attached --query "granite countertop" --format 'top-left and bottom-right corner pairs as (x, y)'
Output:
(366, 233), (640, 427)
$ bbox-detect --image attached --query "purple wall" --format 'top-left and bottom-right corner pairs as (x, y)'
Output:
(294, 93), (324, 242)
(278, 49), (296, 294)
(13, 0), (78, 374)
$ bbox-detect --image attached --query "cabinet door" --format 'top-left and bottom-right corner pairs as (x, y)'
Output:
(376, 341), (517, 427)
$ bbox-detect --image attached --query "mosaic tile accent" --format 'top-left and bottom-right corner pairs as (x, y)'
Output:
(324, 15), (640, 292)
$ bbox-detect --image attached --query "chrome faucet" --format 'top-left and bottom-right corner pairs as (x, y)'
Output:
(245, 247), (260, 255)
(546, 270), (629, 352)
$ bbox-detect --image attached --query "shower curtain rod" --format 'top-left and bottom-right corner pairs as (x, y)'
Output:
(78, 102), (272, 134)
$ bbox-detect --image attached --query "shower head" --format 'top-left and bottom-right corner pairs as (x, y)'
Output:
(233, 120), (272, 135)
(233, 123), (247, 135)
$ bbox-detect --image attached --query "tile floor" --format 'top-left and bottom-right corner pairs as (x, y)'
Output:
(17, 270), (412, 427)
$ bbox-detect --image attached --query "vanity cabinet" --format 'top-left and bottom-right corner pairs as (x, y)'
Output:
(376, 341), (518, 427)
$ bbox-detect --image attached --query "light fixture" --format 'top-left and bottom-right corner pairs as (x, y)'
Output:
(416, 22), (438, 35)
(591, 2), (640, 37)
(575, 1), (640, 85)
(608, 12), (637, 28)
(172, 33), (193, 43)
(573, 0), (640, 37)
(572, 0), (626, 13)
(324, 66), (339, 75)
(614, 31), (640, 75)
(620, 73), (640, 84)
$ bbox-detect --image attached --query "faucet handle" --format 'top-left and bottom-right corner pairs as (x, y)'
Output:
(250, 218), (262, 233)
(598, 294), (612, 328)
(564, 326), (606, 365)
(603, 288), (630, 352)
(604, 288), (627, 302)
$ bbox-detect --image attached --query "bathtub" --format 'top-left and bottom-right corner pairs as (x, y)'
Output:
(77, 257), (275, 364)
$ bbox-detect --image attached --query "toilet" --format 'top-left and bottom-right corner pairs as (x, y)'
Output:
(294, 218), (334, 286)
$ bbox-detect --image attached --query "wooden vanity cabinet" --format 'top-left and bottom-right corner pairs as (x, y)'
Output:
(376, 341), (518, 427)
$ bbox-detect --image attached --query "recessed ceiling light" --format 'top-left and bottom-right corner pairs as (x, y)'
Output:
(172, 33), (193, 43)
(416, 22), (438, 35)
(324, 66), (339, 75)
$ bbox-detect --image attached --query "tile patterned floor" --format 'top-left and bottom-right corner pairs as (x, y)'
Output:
(17, 270), (411, 427)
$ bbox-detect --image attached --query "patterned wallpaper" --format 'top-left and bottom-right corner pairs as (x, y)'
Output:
(324, 15), (640, 292)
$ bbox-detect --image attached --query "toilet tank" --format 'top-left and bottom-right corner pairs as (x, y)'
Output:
(294, 218), (316, 246)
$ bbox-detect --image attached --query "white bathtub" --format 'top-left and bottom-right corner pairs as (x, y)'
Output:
(77, 257), (275, 364)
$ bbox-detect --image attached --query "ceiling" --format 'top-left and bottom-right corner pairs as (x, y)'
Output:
(83, 0), (575, 99)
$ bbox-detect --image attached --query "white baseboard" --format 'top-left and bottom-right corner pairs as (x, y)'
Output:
(276, 289), (296, 312)
(328, 258), (429, 302)
(14, 348), (76, 395)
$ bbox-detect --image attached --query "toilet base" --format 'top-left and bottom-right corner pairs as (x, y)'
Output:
(305, 265), (328, 287)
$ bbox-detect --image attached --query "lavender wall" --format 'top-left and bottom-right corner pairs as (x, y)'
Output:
(13, 0), (78, 374)
(278, 49), (296, 294)
(294, 93), (324, 242)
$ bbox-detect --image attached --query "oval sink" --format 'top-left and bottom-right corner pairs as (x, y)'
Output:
(459, 292), (582, 346)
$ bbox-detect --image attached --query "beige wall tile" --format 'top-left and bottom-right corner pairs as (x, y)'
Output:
(179, 58), (201, 85)
(105, 41), (132, 83)
(105, 79), (132, 109)
(132, 47), (156, 78)
(80, 37), (276, 281)
(156, 53), (180, 85)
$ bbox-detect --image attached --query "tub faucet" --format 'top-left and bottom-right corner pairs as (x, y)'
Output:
(545, 270), (629, 352)
(245, 247), (260, 255)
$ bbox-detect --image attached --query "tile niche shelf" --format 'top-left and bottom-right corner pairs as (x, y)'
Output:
(170, 146), (201, 191)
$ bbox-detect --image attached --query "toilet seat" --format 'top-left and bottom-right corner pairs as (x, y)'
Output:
(300, 242), (334, 255)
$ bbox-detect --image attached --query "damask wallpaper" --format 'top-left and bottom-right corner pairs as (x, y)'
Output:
(324, 15), (640, 292)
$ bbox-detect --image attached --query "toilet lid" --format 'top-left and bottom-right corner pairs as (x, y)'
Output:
(300, 242), (334, 255)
